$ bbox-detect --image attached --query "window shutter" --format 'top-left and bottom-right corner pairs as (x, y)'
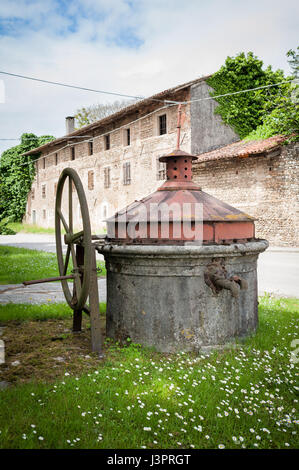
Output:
(88, 171), (94, 190)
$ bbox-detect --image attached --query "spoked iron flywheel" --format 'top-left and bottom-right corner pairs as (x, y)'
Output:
(55, 167), (92, 311)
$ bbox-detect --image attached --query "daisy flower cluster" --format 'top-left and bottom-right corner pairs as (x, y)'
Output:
(0, 297), (298, 449)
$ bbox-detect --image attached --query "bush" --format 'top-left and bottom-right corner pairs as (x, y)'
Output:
(207, 51), (294, 139)
(0, 133), (55, 222)
(245, 85), (299, 141)
(0, 219), (16, 235)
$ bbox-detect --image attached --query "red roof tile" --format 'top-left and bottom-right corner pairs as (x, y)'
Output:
(194, 135), (289, 163)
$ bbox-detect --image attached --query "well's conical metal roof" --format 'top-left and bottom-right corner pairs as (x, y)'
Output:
(109, 149), (254, 223)
(109, 187), (254, 223)
(106, 148), (255, 244)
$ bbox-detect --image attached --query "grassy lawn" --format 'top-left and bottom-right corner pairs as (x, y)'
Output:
(6, 222), (106, 235)
(0, 303), (106, 322)
(0, 295), (298, 449)
(0, 246), (106, 284)
(7, 222), (56, 234)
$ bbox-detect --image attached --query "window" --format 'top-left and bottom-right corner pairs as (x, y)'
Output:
(31, 188), (35, 200)
(123, 162), (131, 185)
(157, 159), (166, 180)
(41, 184), (46, 199)
(104, 167), (111, 188)
(71, 147), (75, 160)
(43, 209), (46, 220)
(159, 114), (167, 135)
(126, 128), (130, 146)
(88, 140), (93, 155)
(105, 134), (110, 150)
(55, 153), (58, 165)
(42, 158), (46, 169)
(88, 170), (94, 190)
(32, 210), (36, 225)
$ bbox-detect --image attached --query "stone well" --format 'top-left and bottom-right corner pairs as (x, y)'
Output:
(101, 241), (267, 352)
(99, 145), (268, 352)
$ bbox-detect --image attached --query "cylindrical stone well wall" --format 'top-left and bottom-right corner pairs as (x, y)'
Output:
(101, 241), (268, 353)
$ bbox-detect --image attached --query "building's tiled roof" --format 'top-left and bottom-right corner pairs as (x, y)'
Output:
(194, 135), (289, 163)
(23, 75), (211, 156)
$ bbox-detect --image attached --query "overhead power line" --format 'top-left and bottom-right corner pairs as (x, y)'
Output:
(0, 73), (297, 143)
(0, 70), (295, 108)
(0, 70), (178, 104)
(1, 103), (176, 166)
(0, 136), (92, 141)
(0, 100), (298, 143)
(184, 80), (296, 104)
(1, 100), (297, 168)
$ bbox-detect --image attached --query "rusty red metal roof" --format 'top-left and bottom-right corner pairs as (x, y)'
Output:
(194, 135), (288, 163)
(110, 187), (255, 223)
(107, 148), (255, 244)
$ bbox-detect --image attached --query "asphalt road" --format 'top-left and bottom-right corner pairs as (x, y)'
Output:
(0, 232), (104, 258)
(0, 280), (107, 304)
(0, 233), (298, 298)
(257, 249), (299, 297)
(0, 233), (69, 254)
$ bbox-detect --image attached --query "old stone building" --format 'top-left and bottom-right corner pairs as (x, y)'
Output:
(24, 76), (298, 246)
(24, 76), (238, 233)
(193, 137), (299, 247)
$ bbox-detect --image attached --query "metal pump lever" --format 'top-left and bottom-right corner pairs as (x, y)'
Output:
(204, 260), (248, 298)
(23, 275), (75, 286)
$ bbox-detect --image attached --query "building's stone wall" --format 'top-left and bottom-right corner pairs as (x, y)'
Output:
(190, 81), (239, 155)
(25, 94), (192, 234)
(24, 75), (298, 247)
(192, 143), (299, 247)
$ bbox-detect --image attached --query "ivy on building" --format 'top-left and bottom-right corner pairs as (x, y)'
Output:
(206, 51), (297, 140)
(0, 133), (55, 228)
(245, 92), (299, 141)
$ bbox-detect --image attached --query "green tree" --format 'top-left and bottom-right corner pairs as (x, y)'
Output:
(287, 47), (299, 78)
(0, 133), (55, 222)
(75, 99), (135, 128)
(245, 97), (299, 141)
(245, 49), (299, 141)
(207, 51), (292, 138)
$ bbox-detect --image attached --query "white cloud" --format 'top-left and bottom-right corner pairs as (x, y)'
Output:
(0, 80), (5, 103)
(0, 0), (298, 154)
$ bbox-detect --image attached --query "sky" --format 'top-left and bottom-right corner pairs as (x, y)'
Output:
(0, 0), (298, 154)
